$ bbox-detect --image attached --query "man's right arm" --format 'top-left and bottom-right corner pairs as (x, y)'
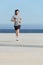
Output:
(11, 16), (14, 22)
(11, 16), (16, 22)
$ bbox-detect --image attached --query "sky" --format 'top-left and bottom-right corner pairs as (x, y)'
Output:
(0, 0), (43, 29)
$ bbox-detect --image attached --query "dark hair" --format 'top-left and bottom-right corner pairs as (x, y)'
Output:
(15, 9), (19, 15)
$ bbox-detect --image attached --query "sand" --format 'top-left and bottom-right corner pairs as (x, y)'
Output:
(0, 33), (43, 65)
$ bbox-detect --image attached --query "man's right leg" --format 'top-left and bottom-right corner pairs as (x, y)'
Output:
(16, 29), (19, 41)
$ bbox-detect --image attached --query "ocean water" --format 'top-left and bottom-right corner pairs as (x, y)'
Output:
(0, 29), (29, 33)
(0, 29), (43, 33)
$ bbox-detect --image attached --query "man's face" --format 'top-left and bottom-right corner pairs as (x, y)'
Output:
(16, 11), (19, 15)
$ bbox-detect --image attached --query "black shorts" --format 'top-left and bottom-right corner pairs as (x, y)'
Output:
(14, 25), (21, 30)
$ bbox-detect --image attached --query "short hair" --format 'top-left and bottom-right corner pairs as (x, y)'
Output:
(15, 9), (19, 15)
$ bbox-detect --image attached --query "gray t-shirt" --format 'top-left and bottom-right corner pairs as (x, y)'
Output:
(13, 15), (22, 26)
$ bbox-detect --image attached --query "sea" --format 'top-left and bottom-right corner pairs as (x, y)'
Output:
(0, 29), (43, 33)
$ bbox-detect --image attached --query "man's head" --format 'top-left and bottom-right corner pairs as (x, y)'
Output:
(15, 9), (20, 15)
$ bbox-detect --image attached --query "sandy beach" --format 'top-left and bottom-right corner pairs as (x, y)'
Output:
(0, 33), (43, 65)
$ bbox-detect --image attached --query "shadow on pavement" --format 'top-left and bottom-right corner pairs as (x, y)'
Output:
(0, 43), (43, 48)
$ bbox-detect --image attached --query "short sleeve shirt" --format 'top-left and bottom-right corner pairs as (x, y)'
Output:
(13, 14), (22, 26)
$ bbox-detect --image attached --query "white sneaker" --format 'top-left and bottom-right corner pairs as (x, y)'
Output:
(16, 37), (19, 41)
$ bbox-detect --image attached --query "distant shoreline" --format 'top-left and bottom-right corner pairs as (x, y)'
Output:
(0, 29), (43, 33)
